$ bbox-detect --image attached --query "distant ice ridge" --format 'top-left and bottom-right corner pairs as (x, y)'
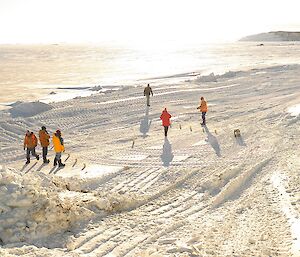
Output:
(193, 65), (299, 83)
(239, 31), (300, 42)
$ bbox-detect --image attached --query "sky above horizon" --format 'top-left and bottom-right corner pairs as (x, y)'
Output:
(0, 0), (299, 47)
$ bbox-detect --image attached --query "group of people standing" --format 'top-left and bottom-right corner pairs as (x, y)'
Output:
(23, 84), (207, 164)
(145, 84), (208, 137)
(23, 126), (65, 167)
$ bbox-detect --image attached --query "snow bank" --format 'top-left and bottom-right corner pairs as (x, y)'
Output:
(9, 101), (53, 118)
(0, 165), (145, 246)
(0, 166), (96, 245)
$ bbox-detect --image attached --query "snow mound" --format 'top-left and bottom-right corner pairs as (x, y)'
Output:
(0, 166), (96, 245)
(196, 72), (217, 82)
(195, 71), (242, 83)
(9, 101), (53, 118)
(89, 85), (103, 91)
(0, 165), (145, 246)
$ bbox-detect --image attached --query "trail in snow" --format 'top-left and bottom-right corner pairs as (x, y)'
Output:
(0, 64), (300, 257)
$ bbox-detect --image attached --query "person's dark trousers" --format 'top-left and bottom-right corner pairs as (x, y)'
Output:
(164, 126), (169, 137)
(26, 147), (39, 160)
(54, 153), (59, 166)
(202, 112), (206, 125)
(54, 152), (65, 167)
(42, 147), (48, 161)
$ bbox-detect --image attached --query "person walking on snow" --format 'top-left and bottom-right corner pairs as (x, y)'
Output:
(160, 108), (172, 137)
(197, 96), (208, 125)
(52, 130), (65, 167)
(144, 84), (153, 107)
(39, 126), (50, 164)
(24, 130), (39, 164)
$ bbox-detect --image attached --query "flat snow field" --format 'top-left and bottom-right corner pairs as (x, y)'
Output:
(0, 64), (300, 257)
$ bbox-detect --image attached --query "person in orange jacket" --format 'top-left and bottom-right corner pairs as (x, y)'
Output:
(24, 130), (39, 164)
(197, 96), (208, 125)
(52, 129), (65, 167)
(39, 126), (50, 164)
(160, 108), (172, 137)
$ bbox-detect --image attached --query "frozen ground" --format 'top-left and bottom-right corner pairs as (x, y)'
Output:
(0, 64), (300, 256)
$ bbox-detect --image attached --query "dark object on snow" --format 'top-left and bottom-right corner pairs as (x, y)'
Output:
(144, 84), (153, 106)
(234, 129), (241, 137)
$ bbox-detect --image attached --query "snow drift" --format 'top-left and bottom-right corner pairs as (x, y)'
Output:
(0, 165), (95, 244)
(9, 101), (53, 118)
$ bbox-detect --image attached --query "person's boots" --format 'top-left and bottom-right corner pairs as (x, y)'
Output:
(25, 158), (30, 164)
(43, 158), (50, 164)
(58, 159), (65, 167)
(53, 158), (57, 167)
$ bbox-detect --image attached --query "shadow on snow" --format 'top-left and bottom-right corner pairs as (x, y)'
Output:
(204, 125), (221, 157)
(161, 137), (174, 167)
(140, 106), (152, 138)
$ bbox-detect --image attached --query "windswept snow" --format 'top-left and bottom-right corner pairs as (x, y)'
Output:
(1, 64), (300, 256)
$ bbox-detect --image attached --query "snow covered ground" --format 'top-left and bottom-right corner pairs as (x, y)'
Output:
(0, 64), (300, 256)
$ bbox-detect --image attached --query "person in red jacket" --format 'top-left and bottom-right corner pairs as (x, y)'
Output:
(160, 108), (172, 137)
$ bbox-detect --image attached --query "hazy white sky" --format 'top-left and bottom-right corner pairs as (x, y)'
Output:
(0, 0), (299, 45)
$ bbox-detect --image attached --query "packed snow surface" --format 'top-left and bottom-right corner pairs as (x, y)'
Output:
(1, 64), (300, 257)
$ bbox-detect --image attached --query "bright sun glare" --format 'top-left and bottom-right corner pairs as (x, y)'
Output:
(0, 0), (299, 46)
